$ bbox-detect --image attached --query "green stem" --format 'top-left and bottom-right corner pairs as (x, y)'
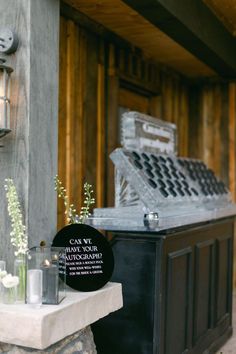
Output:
(15, 257), (26, 303)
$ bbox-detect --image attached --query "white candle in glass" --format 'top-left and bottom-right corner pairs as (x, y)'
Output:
(27, 269), (43, 307)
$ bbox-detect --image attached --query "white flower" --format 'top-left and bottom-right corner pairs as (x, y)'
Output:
(4, 179), (28, 256)
(54, 176), (95, 225)
(1, 274), (19, 288)
(0, 270), (7, 281)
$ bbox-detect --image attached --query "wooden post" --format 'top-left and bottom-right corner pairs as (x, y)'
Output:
(106, 44), (119, 207)
(0, 0), (59, 270)
(229, 83), (236, 202)
(96, 40), (105, 208)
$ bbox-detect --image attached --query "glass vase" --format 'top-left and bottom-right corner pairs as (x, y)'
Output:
(0, 260), (6, 303)
(3, 285), (16, 304)
(14, 256), (26, 303)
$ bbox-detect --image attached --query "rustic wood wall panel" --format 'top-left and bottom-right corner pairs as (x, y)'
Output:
(59, 13), (236, 234)
(59, 16), (193, 220)
(160, 70), (189, 157)
(59, 10), (236, 289)
(229, 83), (236, 202)
(188, 81), (236, 288)
(105, 44), (119, 207)
(59, 17), (106, 228)
(59, 18), (82, 229)
(229, 83), (236, 286)
(188, 82), (232, 191)
(96, 40), (106, 208)
(84, 31), (99, 196)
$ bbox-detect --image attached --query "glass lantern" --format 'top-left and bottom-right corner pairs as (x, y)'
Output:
(0, 58), (12, 138)
(26, 247), (66, 305)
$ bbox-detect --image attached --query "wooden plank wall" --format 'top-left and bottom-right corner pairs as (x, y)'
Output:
(229, 83), (236, 202)
(188, 81), (236, 200)
(188, 81), (236, 288)
(58, 15), (236, 234)
(59, 17), (102, 229)
(159, 70), (189, 157)
(58, 17), (153, 226)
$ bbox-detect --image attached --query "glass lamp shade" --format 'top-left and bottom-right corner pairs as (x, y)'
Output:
(0, 59), (12, 138)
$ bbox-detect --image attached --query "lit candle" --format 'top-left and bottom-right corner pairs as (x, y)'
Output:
(51, 254), (58, 263)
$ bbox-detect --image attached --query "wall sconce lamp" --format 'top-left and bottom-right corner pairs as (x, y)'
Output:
(0, 28), (18, 139)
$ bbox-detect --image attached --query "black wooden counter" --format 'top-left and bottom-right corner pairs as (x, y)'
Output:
(92, 217), (234, 354)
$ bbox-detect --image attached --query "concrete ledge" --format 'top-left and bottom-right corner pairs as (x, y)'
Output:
(0, 282), (123, 350)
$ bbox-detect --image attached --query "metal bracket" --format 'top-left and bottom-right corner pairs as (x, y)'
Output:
(0, 28), (18, 54)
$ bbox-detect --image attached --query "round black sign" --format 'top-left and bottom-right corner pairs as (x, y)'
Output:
(52, 224), (114, 292)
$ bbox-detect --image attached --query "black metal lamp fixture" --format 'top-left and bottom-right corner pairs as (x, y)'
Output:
(0, 28), (18, 138)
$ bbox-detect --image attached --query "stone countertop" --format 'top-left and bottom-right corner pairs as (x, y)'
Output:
(0, 282), (123, 350)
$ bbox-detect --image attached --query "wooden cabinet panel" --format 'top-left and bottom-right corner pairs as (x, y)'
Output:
(215, 234), (232, 324)
(92, 218), (234, 354)
(93, 237), (157, 354)
(165, 247), (193, 354)
(193, 239), (215, 344)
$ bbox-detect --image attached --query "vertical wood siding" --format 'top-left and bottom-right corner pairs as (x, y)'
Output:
(189, 82), (232, 192)
(229, 83), (236, 202)
(159, 70), (189, 157)
(59, 16), (236, 231)
(59, 18), (103, 229)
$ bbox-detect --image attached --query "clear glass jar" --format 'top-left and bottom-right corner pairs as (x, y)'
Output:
(3, 285), (16, 304)
(26, 247), (66, 305)
(14, 256), (26, 303)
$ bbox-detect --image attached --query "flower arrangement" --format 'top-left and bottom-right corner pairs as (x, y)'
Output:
(4, 179), (28, 302)
(0, 271), (19, 304)
(4, 179), (28, 257)
(54, 175), (95, 224)
(1, 273), (19, 288)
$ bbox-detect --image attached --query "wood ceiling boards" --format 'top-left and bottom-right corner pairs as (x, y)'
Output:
(122, 0), (236, 78)
(204, 0), (236, 36)
(63, 0), (216, 78)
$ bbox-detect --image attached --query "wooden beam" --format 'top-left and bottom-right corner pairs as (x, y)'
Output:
(96, 40), (106, 208)
(106, 44), (119, 207)
(0, 0), (59, 270)
(122, 0), (236, 78)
